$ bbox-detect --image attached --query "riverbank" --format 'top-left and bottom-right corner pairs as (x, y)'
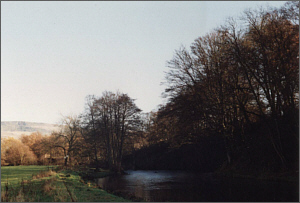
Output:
(74, 168), (144, 201)
(1, 165), (130, 202)
(122, 140), (226, 172)
(214, 167), (299, 183)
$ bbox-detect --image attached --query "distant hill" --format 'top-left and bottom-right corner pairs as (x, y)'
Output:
(1, 121), (60, 139)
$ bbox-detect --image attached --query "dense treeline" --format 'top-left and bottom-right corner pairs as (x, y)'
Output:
(2, 2), (298, 174)
(144, 1), (299, 172)
(122, 136), (226, 172)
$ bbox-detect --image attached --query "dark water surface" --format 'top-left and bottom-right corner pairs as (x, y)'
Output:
(96, 170), (298, 202)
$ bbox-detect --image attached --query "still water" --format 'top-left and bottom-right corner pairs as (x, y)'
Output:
(97, 170), (298, 202)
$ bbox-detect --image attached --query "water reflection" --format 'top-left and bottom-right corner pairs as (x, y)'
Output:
(96, 170), (298, 202)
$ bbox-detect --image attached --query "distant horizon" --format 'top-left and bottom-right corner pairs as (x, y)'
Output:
(1, 120), (58, 125)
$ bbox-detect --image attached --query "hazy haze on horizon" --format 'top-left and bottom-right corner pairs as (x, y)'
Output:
(1, 1), (286, 124)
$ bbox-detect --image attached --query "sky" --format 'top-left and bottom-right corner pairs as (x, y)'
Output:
(1, 1), (287, 124)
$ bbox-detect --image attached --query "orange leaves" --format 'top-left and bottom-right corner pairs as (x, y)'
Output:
(1, 137), (37, 166)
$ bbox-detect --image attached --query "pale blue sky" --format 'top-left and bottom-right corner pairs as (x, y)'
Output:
(1, 1), (286, 124)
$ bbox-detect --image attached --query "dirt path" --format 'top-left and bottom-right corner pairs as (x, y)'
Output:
(62, 180), (75, 202)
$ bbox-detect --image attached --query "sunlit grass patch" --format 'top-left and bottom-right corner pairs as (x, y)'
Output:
(1, 165), (129, 202)
(1, 165), (57, 187)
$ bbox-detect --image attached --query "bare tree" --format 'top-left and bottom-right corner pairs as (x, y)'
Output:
(53, 115), (81, 166)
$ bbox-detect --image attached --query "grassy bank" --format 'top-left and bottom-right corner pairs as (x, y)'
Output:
(1, 165), (129, 202)
(1, 165), (56, 187)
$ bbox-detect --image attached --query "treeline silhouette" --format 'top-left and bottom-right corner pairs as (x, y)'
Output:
(122, 136), (226, 172)
(128, 2), (299, 173)
(2, 2), (298, 175)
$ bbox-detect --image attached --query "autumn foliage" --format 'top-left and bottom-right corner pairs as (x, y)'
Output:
(1, 2), (298, 174)
(1, 137), (37, 166)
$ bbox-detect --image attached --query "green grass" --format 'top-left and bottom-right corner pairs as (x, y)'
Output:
(59, 170), (129, 202)
(1, 165), (130, 202)
(1, 165), (56, 187)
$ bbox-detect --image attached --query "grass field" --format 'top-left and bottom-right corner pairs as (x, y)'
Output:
(1, 165), (55, 187)
(1, 165), (129, 202)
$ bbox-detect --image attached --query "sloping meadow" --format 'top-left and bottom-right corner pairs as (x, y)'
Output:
(1, 165), (129, 202)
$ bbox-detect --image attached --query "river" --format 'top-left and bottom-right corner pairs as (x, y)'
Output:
(96, 170), (298, 202)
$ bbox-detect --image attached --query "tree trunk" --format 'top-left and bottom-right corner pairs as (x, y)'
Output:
(94, 146), (99, 171)
(266, 121), (287, 170)
(64, 156), (68, 166)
